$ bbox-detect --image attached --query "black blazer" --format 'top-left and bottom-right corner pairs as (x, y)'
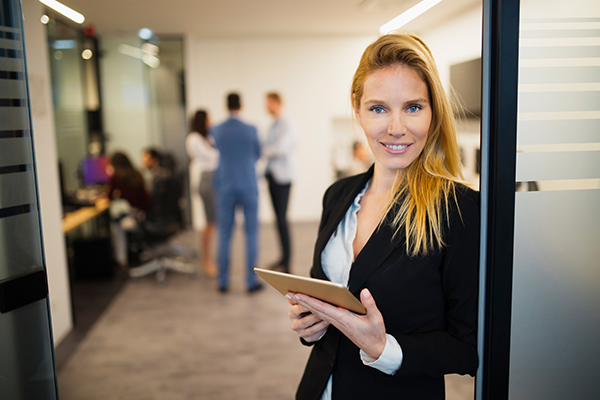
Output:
(297, 167), (480, 400)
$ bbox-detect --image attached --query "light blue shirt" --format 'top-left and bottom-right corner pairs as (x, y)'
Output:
(319, 179), (403, 400)
(264, 116), (297, 184)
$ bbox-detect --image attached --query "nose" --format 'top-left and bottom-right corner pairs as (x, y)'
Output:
(387, 111), (406, 137)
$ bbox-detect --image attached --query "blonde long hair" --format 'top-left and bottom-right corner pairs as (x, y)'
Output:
(351, 32), (464, 257)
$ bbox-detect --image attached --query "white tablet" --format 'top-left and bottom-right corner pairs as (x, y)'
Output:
(254, 268), (367, 315)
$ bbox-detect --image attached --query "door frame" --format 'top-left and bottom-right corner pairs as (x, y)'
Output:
(477, 0), (521, 399)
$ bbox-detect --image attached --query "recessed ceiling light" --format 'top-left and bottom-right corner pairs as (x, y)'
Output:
(39, 0), (85, 24)
(81, 49), (93, 60)
(138, 28), (153, 40)
(380, 0), (443, 35)
(40, 15), (49, 24)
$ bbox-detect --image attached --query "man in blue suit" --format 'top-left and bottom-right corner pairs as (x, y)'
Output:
(212, 93), (262, 293)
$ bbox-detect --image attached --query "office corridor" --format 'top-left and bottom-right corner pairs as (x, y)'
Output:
(56, 223), (474, 400)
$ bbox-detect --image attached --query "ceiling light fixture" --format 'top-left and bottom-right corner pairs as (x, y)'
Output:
(81, 49), (93, 60)
(379, 0), (442, 35)
(39, 0), (85, 24)
(40, 15), (49, 24)
(138, 28), (153, 40)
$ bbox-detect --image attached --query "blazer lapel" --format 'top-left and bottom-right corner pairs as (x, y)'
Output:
(347, 209), (406, 295)
(312, 167), (374, 281)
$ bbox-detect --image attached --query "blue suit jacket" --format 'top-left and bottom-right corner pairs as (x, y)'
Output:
(211, 116), (261, 194)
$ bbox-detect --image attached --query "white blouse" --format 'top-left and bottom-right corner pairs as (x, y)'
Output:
(185, 132), (219, 172)
(319, 180), (403, 400)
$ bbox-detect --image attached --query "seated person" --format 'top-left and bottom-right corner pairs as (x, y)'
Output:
(105, 152), (152, 267)
(141, 148), (161, 194)
(106, 151), (151, 213)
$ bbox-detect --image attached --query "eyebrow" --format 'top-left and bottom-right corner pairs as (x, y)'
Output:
(363, 98), (429, 105)
(406, 98), (429, 104)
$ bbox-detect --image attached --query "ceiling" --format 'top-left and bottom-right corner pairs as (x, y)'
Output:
(56, 0), (480, 38)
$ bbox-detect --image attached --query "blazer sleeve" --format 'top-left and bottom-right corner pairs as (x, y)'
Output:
(392, 187), (480, 378)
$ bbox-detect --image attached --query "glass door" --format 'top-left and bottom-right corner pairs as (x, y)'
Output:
(509, 1), (600, 399)
(477, 0), (600, 399)
(46, 16), (88, 194)
(0, 0), (59, 398)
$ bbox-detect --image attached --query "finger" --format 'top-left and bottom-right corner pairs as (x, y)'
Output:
(285, 292), (298, 306)
(291, 293), (353, 331)
(301, 319), (328, 336)
(292, 293), (345, 319)
(288, 304), (309, 319)
(291, 312), (322, 332)
(360, 289), (382, 320)
(301, 321), (329, 342)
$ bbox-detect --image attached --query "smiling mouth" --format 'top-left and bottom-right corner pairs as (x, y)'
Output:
(383, 143), (409, 150)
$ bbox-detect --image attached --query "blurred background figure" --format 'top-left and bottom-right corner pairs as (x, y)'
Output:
(141, 148), (162, 194)
(343, 141), (372, 178)
(106, 151), (151, 213)
(212, 93), (262, 293)
(105, 151), (151, 266)
(186, 110), (219, 278)
(263, 92), (297, 273)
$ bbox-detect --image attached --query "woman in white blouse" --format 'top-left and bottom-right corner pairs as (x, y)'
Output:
(186, 110), (219, 277)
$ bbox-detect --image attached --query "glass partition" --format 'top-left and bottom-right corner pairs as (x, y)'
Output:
(509, 1), (600, 399)
(0, 0), (59, 398)
(46, 17), (88, 193)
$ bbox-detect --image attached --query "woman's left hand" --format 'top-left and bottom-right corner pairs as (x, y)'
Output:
(285, 288), (387, 360)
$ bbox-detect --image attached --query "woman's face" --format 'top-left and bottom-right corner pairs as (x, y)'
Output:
(355, 65), (432, 176)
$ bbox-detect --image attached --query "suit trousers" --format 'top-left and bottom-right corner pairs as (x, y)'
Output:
(216, 189), (259, 289)
(266, 173), (291, 270)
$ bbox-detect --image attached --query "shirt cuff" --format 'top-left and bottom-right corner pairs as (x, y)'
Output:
(360, 334), (403, 375)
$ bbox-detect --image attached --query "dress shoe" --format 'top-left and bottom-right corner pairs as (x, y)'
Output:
(218, 285), (228, 294)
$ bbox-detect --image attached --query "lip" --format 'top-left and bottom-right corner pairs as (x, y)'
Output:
(381, 142), (412, 155)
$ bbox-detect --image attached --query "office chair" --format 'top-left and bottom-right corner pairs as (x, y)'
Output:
(128, 168), (197, 284)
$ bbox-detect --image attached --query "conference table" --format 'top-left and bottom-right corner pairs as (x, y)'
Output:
(62, 197), (110, 234)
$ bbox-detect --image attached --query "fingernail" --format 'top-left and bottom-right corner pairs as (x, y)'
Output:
(363, 289), (371, 298)
(285, 294), (292, 300)
(292, 294), (300, 301)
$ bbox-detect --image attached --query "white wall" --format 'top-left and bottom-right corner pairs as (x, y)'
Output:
(185, 34), (376, 224)
(184, 7), (484, 225)
(420, 4), (483, 88)
(22, 0), (72, 345)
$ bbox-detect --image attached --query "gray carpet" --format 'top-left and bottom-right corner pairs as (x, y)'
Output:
(57, 223), (474, 399)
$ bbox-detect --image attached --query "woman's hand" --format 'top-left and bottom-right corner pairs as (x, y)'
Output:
(288, 300), (330, 343)
(286, 289), (387, 360)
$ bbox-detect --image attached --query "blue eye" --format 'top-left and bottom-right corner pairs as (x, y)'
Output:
(370, 106), (385, 113)
(407, 105), (422, 113)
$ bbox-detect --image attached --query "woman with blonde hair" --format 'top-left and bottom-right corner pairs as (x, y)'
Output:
(287, 32), (479, 399)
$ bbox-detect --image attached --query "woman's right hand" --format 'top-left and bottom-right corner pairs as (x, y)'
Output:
(288, 296), (330, 343)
